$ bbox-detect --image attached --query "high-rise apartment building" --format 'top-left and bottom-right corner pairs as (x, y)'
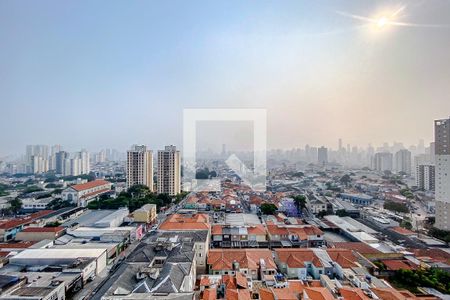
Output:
(126, 145), (154, 190)
(157, 145), (181, 196)
(31, 155), (49, 174)
(416, 164), (435, 191)
(55, 151), (69, 175)
(394, 149), (412, 175)
(372, 152), (393, 172)
(317, 146), (328, 166)
(434, 117), (450, 230)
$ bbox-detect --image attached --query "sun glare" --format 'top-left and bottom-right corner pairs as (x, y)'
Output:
(377, 16), (388, 28)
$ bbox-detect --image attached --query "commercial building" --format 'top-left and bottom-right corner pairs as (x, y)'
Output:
(434, 117), (450, 230)
(15, 226), (66, 242)
(126, 145), (153, 190)
(61, 180), (112, 207)
(102, 233), (199, 299)
(394, 149), (412, 175)
(157, 145), (181, 196)
(415, 164), (435, 191)
(9, 248), (108, 275)
(133, 204), (157, 224)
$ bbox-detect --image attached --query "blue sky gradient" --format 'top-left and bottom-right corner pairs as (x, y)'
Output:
(1, 1), (450, 155)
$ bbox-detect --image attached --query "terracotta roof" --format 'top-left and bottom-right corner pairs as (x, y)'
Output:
(390, 226), (416, 236)
(21, 226), (65, 233)
(0, 241), (35, 249)
(202, 288), (217, 300)
(339, 287), (371, 300)
(211, 225), (222, 235)
(407, 248), (450, 264)
(70, 180), (111, 192)
(207, 249), (276, 270)
(159, 213), (210, 231)
(303, 287), (334, 300)
(382, 259), (417, 271)
(371, 288), (417, 300)
(79, 188), (111, 199)
(247, 225), (266, 235)
(275, 249), (319, 268)
(332, 242), (381, 254)
(326, 249), (359, 268)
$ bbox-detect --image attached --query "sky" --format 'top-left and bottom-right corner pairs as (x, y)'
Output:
(1, 0), (450, 156)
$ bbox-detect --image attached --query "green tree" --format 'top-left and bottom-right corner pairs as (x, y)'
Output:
(340, 174), (352, 186)
(8, 198), (22, 214)
(260, 203), (277, 215)
(293, 195), (307, 209)
(384, 201), (409, 213)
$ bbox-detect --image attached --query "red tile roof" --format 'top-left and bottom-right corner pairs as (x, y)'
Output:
(159, 213), (210, 231)
(382, 259), (417, 271)
(21, 226), (65, 233)
(70, 180), (111, 192)
(390, 226), (416, 236)
(0, 241), (35, 249)
(331, 242), (381, 255)
(339, 287), (371, 300)
(208, 249), (276, 270)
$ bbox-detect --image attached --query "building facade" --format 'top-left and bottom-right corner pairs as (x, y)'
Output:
(434, 117), (450, 230)
(394, 149), (411, 175)
(157, 145), (181, 196)
(372, 152), (393, 172)
(415, 164), (435, 191)
(126, 145), (154, 190)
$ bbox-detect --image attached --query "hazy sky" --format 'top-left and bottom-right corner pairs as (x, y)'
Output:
(1, 0), (450, 156)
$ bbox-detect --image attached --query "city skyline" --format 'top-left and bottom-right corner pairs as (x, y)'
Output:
(1, 0), (450, 155)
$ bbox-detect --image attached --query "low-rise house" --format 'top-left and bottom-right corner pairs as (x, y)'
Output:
(61, 179), (112, 207)
(159, 213), (210, 231)
(267, 225), (324, 247)
(211, 225), (267, 248)
(200, 272), (252, 300)
(274, 248), (360, 280)
(207, 249), (277, 280)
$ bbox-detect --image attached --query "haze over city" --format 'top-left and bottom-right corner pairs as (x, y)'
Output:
(2, 0), (450, 156)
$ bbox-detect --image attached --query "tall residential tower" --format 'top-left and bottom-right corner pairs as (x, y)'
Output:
(126, 145), (154, 190)
(434, 117), (450, 230)
(157, 145), (181, 196)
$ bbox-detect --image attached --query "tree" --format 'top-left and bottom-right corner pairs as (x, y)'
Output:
(400, 220), (413, 230)
(384, 201), (409, 213)
(293, 195), (307, 209)
(260, 203), (277, 215)
(8, 198), (22, 214)
(340, 174), (352, 186)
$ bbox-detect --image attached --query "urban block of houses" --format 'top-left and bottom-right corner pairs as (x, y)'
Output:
(61, 179), (112, 207)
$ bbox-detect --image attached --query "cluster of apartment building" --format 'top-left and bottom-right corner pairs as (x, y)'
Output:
(126, 145), (181, 196)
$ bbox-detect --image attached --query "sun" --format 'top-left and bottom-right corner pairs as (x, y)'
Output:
(376, 16), (388, 28)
